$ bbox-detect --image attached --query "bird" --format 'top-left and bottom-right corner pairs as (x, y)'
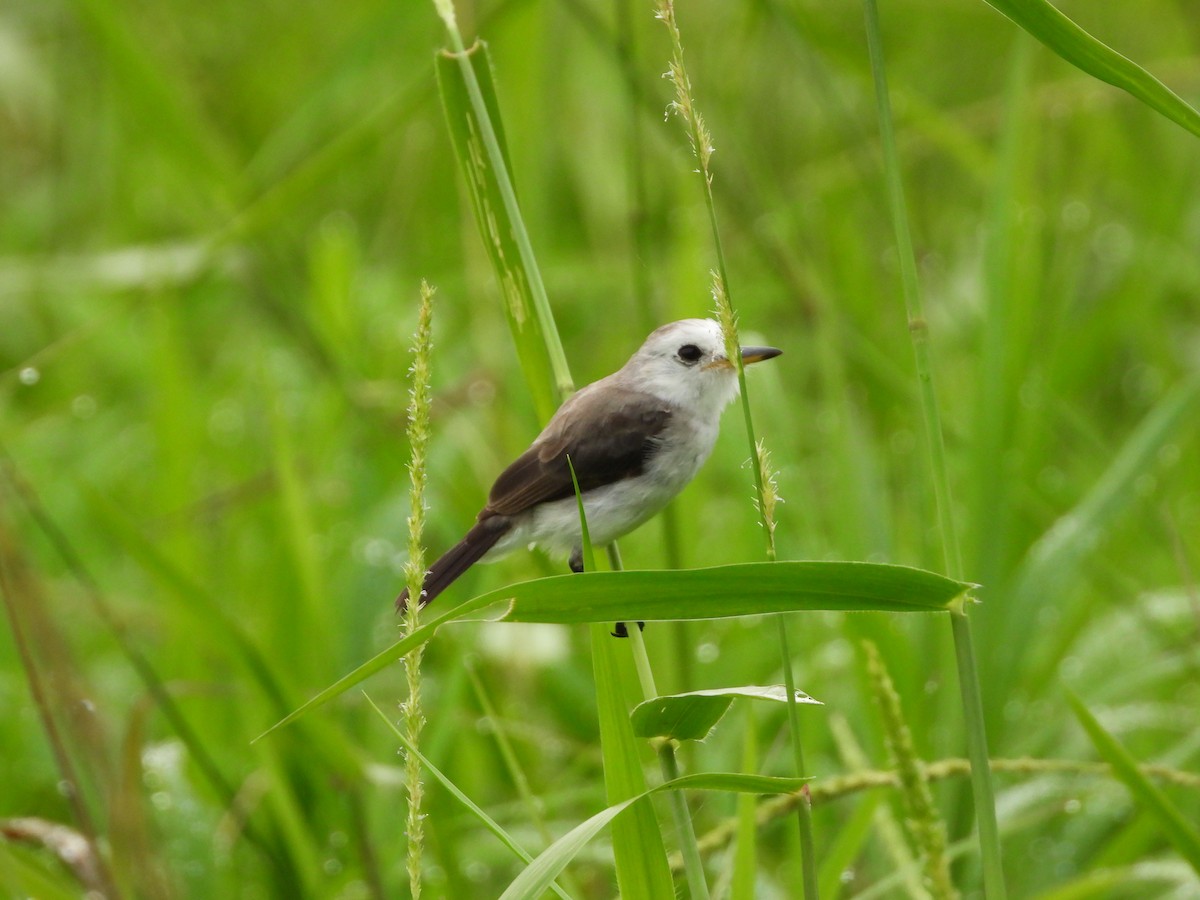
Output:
(396, 318), (781, 616)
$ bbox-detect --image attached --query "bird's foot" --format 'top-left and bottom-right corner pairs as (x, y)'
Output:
(610, 621), (645, 638)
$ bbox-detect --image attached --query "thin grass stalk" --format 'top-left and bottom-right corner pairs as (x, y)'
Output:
(0, 541), (120, 900)
(828, 715), (927, 898)
(655, 3), (817, 894)
(463, 657), (588, 900)
(614, 0), (692, 697)
(364, 694), (575, 900)
(430, 0), (573, 400)
(731, 705), (758, 899)
(864, 642), (957, 900)
(677, 753), (1200, 869)
(656, 734), (710, 900)
(628, 624), (710, 900)
(860, 1), (1005, 894)
(0, 446), (298, 886)
(401, 281), (435, 897)
(435, 3), (693, 889)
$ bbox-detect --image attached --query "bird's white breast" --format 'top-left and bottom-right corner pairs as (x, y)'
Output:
(494, 411), (721, 558)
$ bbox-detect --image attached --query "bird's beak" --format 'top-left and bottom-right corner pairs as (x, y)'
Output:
(741, 346), (782, 365)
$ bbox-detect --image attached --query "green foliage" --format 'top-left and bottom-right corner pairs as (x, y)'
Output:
(1068, 692), (1200, 876)
(500, 772), (810, 900)
(981, 0), (1200, 138)
(631, 685), (821, 742)
(2, 0), (1199, 896)
(435, 43), (571, 421)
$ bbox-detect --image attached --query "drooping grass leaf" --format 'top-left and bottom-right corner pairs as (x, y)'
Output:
(982, 0), (1200, 139)
(257, 560), (967, 736)
(499, 772), (809, 900)
(631, 685), (822, 742)
(1067, 692), (1200, 875)
(253, 596), (471, 740)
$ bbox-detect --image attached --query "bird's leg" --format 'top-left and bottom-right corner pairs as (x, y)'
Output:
(569, 547), (640, 638)
(610, 620), (645, 638)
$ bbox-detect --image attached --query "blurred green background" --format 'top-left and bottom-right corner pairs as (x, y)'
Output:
(2, 0), (1198, 896)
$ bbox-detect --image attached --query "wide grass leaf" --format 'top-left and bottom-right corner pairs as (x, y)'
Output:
(488, 561), (970, 622)
(983, 0), (1200, 139)
(631, 685), (822, 742)
(258, 561), (967, 736)
(1067, 692), (1200, 875)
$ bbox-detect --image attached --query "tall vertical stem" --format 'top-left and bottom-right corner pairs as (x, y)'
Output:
(862, 1), (1006, 894)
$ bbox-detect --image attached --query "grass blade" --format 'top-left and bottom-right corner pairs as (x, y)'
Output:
(731, 706), (759, 900)
(982, 0), (1200, 139)
(590, 623), (674, 899)
(435, 41), (571, 421)
(1013, 376), (1200, 600)
(491, 561), (969, 621)
(364, 693), (575, 900)
(863, 0), (1006, 891)
(500, 772), (810, 900)
(1067, 692), (1200, 875)
(257, 561), (966, 736)
(253, 595), (487, 739)
(631, 686), (822, 742)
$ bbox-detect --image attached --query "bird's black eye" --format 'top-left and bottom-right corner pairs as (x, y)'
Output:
(678, 344), (703, 364)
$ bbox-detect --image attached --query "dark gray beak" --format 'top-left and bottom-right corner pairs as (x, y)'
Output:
(741, 346), (782, 365)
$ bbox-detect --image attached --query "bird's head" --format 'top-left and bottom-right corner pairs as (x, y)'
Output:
(621, 318), (781, 416)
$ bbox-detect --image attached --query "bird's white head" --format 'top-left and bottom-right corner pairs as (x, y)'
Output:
(619, 318), (781, 418)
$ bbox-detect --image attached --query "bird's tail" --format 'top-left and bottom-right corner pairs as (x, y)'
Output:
(396, 515), (512, 612)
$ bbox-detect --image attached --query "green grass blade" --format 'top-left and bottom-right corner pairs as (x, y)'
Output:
(253, 592), (494, 739)
(589, 623), (674, 899)
(1014, 376), (1200, 598)
(863, 0), (1005, 890)
(71, 0), (238, 205)
(1067, 692), (1200, 875)
(264, 372), (324, 644)
(83, 489), (293, 714)
(500, 772), (810, 900)
(258, 561), (964, 737)
(731, 706), (759, 900)
(566, 455), (596, 573)
(490, 561), (969, 622)
(631, 685), (822, 742)
(435, 42), (570, 421)
(982, 0), (1200, 139)
(364, 693), (575, 900)
(0, 840), (83, 900)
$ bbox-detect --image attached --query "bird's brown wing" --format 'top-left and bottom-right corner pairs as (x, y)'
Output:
(484, 387), (672, 518)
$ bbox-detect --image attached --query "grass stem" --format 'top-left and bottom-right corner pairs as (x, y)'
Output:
(618, 551), (710, 900)
(861, 0), (1006, 894)
(656, 2), (817, 893)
